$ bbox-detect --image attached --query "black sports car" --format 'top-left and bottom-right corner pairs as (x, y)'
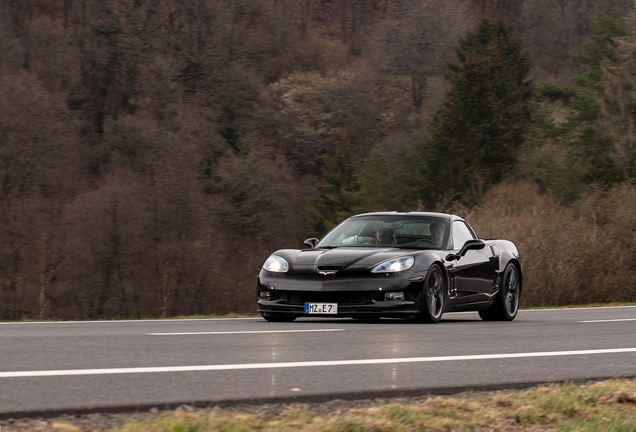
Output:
(257, 212), (521, 323)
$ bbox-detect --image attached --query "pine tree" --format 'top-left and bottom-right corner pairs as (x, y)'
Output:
(217, 96), (244, 154)
(70, 22), (137, 135)
(394, 143), (424, 210)
(302, 136), (361, 240)
(572, 7), (631, 90)
(358, 147), (392, 212)
(519, 9), (629, 203)
(565, 8), (628, 186)
(425, 18), (532, 205)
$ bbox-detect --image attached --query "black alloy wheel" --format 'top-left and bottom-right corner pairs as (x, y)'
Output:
(479, 263), (520, 321)
(261, 313), (296, 322)
(418, 264), (445, 323)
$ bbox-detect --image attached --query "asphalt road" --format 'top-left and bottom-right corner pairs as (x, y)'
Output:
(1, 306), (636, 417)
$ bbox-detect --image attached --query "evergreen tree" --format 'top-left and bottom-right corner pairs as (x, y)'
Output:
(217, 96), (244, 154)
(525, 8), (629, 202)
(572, 7), (631, 90)
(358, 147), (392, 212)
(563, 91), (625, 188)
(70, 22), (137, 136)
(394, 143), (424, 210)
(517, 94), (587, 203)
(302, 137), (361, 240)
(564, 8), (628, 187)
(356, 143), (429, 213)
(425, 18), (532, 205)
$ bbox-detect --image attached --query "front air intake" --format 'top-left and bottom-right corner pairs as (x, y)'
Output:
(283, 291), (370, 305)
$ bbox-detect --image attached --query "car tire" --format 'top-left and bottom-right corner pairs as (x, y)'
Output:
(479, 263), (520, 321)
(416, 264), (446, 323)
(261, 312), (296, 322)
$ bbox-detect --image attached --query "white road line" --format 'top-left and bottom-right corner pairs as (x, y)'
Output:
(2, 347), (636, 379)
(579, 318), (636, 323)
(148, 329), (344, 335)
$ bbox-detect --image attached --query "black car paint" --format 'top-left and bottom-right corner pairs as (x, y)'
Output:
(257, 212), (521, 320)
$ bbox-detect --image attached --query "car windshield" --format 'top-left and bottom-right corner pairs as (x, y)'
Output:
(317, 216), (449, 250)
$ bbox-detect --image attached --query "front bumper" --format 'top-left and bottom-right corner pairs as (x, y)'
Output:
(257, 270), (424, 318)
(257, 299), (420, 318)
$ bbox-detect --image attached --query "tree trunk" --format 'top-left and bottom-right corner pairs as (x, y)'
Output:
(299, 0), (312, 38)
(160, 267), (173, 318)
(411, 75), (426, 113)
(38, 233), (49, 320)
(63, 0), (73, 28)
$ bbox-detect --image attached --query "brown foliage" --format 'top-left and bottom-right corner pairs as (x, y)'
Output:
(464, 182), (636, 307)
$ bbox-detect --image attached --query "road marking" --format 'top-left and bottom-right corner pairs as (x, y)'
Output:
(579, 318), (636, 323)
(148, 329), (345, 335)
(2, 347), (636, 379)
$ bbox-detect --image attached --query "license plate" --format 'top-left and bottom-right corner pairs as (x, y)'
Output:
(304, 303), (338, 314)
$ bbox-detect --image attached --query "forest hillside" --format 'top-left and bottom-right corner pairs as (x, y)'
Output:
(1, 0), (635, 320)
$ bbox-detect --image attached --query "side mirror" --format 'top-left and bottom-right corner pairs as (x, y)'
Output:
(447, 239), (485, 261)
(458, 239), (486, 257)
(304, 238), (319, 249)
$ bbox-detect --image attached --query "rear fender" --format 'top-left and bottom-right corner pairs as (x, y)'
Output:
(486, 240), (521, 293)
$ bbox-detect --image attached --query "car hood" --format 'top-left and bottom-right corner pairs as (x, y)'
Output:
(275, 247), (414, 272)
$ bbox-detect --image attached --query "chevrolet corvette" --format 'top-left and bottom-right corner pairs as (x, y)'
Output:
(257, 212), (521, 323)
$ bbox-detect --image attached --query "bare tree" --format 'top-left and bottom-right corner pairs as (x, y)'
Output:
(264, 67), (378, 173)
(517, 0), (633, 81)
(0, 69), (82, 319)
(379, 0), (470, 113)
(37, 230), (64, 320)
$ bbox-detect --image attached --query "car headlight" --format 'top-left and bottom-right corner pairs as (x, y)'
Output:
(371, 256), (414, 273)
(263, 255), (289, 273)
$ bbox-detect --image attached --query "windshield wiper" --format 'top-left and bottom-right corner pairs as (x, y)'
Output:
(317, 245), (339, 249)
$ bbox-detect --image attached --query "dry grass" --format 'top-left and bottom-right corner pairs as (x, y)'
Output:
(109, 379), (636, 432)
(462, 181), (636, 308)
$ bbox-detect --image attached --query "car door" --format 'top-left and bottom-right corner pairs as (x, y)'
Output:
(450, 221), (494, 305)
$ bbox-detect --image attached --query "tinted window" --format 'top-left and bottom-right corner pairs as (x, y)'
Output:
(452, 221), (475, 249)
(318, 216), (449, 249)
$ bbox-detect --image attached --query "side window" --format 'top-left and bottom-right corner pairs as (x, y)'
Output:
(452, 221), (475, 249)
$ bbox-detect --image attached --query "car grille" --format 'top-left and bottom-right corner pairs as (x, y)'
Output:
(317, 266), (344, 271)
(283, 291), (371, 305)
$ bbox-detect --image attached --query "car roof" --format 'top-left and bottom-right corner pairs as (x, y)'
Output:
(349, 211), (464, 222)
